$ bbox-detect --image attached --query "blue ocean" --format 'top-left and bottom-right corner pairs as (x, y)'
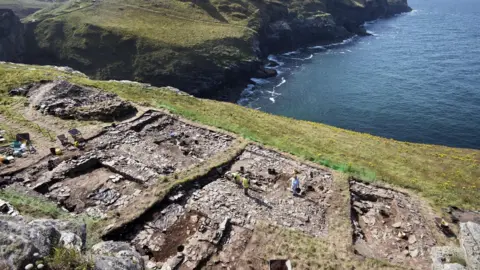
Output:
(239, 0), (480, 149)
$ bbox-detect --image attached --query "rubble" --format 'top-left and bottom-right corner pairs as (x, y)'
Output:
(11, 81), (138, 121)
(14, 110), (234, 215)
(350, 180), (437, 269)
(111, 145), (332, 269)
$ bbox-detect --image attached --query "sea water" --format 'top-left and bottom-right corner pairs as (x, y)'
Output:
(239, 0), (480, 149)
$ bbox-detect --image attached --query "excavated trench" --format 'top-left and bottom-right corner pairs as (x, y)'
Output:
(349, 179), (437, 269)
(10, 110), (235, 217)
(103, 145), (334, 269)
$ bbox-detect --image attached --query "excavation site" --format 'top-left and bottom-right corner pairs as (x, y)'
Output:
(103, 144), (334, 269)
(0, 81), (477, 269)
(10, 110), (235, 217)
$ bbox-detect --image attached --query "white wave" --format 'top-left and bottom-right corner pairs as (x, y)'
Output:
(309, 45), (326, 50)
(243, 84), (255, 93)
(347, 49), (352, 52)
(283, 50), (299, 56)
(237, 98), (249, 105)
(367, 30), (377, 36)
(269, 97), (275, 103)
(408, 9), (419, 16)
(286, 54), (314, 61)
(251, 78), (270, 84)
(326, 36), (357, 48)
(275, 77), (286, 88)
(364, 19), (379, 26)
(268, 55), (285, 66)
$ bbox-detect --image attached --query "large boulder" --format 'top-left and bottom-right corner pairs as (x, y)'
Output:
(460, 222), (480, 270)
(0, 9), (25, 62)
(91, 241), (145, 270)
(0, 215), (87, 270)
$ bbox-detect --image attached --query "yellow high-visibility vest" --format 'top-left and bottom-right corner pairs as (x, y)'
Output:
(242, 177), (249, 188)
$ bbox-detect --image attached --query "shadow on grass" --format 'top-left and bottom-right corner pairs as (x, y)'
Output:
(194, 0), (228, 23)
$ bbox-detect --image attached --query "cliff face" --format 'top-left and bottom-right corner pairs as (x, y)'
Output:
(0, 9), (25, 62)
(21, 0), (411, 99)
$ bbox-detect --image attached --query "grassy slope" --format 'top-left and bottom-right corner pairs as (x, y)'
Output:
(22, 0), (266, 91)
(27, 0), (255, 47)
(1, 63), (479, 210)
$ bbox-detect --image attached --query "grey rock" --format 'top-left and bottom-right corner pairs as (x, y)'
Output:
(92, 241), (144, 270)
(160, 253), (184, 270)
(392, 222), (402, 228)
(0, 217), (87, 270)
(431, 246), (466, 270)
(59, 232), (83, 251)
(460, 222), (480, 270)
(409, 248), (419, 258)
(408, 235), (417, 244)
(28, 219), (87, 251)
(27, 81), (137, 122)
(443, 264), (467, 270)
(24, 263), (33, 270)
(146, 261), (157, 269)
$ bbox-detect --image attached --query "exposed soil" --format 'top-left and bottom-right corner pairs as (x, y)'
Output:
(150, 211), (204, 262)
(350, 180), (437, 269)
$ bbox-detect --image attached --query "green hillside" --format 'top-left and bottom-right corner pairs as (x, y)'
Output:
(19, 0), (410, 98)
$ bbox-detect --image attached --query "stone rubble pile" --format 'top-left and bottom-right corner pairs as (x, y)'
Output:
(187, 178), (327, 236)
(125, 145), (333, 269)
(10, 80), (138, 121)
(351, 181), (436, 268)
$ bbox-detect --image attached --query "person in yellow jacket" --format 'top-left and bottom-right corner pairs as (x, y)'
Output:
(242, 176), (250, 196)
(231, 167), (250, 196)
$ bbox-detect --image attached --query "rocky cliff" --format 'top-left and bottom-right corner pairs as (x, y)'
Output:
(0, 9), (24, 62)
(21, 0), (411, 99)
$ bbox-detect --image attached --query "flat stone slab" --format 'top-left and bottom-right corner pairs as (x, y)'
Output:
(460, 222), (480, 270)
(431, 246), (466, 270)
